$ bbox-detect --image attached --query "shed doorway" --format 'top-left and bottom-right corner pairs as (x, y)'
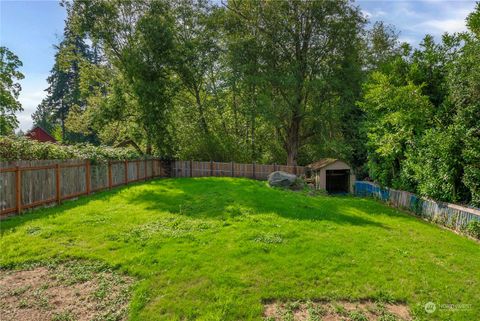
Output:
(326, 169), (350, 194)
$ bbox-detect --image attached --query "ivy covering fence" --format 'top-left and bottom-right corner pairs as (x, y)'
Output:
(355, 181), (480, 239)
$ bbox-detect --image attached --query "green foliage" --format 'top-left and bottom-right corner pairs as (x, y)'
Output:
(32, 3), (96, 143)
(465, 221), (480, 239)
(448, 22), (480, 206)
(0, 135), (143, 162)
(402, 128), (466, 203)
(23, 1), (480, 205)
(51, 0), (369, 165)
(225, 0), (366, 165)
(1, 178), (480, 320)
(358, 5), (480, 206)
(358, 72), (433, 188)
(0, 46), (24, 135)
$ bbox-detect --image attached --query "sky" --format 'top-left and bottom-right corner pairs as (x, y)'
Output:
(0, 0), (477, 132)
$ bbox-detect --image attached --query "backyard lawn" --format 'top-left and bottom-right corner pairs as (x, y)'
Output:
(1, 177), (479, 320)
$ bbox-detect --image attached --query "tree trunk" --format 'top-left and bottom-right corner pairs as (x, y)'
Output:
(232, 80), (239, 136)
(285, 116), (300, 166)
(145, 143), (152, 155)
(194, 87), (209, 135)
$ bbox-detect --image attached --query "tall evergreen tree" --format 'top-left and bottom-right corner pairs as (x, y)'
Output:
(32, 2), (93, 142)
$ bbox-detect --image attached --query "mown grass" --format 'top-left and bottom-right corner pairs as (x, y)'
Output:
(1, 177), (479, 320)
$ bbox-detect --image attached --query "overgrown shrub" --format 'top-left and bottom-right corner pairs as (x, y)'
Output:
(465, 221), (480, 239)
(0, 136), (145, 163)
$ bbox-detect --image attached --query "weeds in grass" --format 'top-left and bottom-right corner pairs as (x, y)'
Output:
(306, 301), (324, 321)
(264, 300), (408, 321)
(9, 285), (31, 296)
(0, 261), (133, 321)
(25, 226), (41, 235)
(349, 310), (369, 321)
(18, 298), (29, 308)
(254, 233), (284, 244)
(1, 178), (479, 320)
(379, 312), (400, 321)
(51, 310), (76, 321)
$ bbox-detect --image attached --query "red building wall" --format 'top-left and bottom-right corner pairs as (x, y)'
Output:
(25, 127), (57, 143)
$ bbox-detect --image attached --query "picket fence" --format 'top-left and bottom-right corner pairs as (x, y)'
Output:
(355, 181), (480, 231)
(1, 159), (304, 218)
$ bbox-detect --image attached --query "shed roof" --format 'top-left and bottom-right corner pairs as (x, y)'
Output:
(308, 158), (347, 170)
(25, 126), (57, 143)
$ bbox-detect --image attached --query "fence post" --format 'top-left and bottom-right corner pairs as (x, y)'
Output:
(294, 165), (297, 175)
(15, 166), (22, 214)
(253, 162), (256, 179)
(210, 160), (213, 176)
(108, 161), (112, 188)
(274, 163), (277, 172)
(125, 160), (128, 184)
(56, 164), (61, 204)
(231, 161), (234, 177)
(190, 160), (193, 177)
(144, 159), (147, 180)
(86, 160), (91, 194)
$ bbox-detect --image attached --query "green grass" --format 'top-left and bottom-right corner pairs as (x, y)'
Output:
(1, 177), (479, 320)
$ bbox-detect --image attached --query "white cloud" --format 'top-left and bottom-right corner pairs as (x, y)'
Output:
(398, 36), (417, 45)
(16, 74), (48, 132)
(362, 9), (372, 19)
(359, 0), (476, 46)
(420, 18), (468, 34)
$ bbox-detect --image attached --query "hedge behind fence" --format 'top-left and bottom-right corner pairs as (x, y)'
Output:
(0, 136), (144, 163)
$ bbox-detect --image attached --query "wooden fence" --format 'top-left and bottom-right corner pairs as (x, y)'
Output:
(0, 159), (169, 218)
(172, 160), (305, 180)
(355, 181), (480, 232)
(1, 159), (303, 218)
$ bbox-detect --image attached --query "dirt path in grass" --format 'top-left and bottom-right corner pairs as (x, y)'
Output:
(0, 262), (133, 321)
(264, 300), (412, 321)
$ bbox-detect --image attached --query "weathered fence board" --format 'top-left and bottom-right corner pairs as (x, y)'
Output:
(1, 159), (168, 218)
(355, 181), (480, 232)
(171, 160), (304, 180)
(90, 163), (108, 192)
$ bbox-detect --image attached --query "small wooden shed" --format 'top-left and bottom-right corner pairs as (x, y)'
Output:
(307, 158), (355, 193)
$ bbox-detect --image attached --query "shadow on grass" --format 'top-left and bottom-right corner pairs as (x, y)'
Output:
(0, 181), (146, 234)
(1, 177), (405, 234)
(122, 177), (390, 229)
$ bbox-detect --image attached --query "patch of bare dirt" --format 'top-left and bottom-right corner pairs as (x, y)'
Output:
(264, 300), (411, 321)
(0, 262), (133, 321)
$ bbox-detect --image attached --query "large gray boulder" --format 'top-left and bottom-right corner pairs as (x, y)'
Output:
(268, 171), (297, 187)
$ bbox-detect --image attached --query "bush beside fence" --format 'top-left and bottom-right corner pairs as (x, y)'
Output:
(355, 181), (480, 236)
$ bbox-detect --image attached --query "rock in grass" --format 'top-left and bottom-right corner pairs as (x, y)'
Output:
(268, 171), (297, 187)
